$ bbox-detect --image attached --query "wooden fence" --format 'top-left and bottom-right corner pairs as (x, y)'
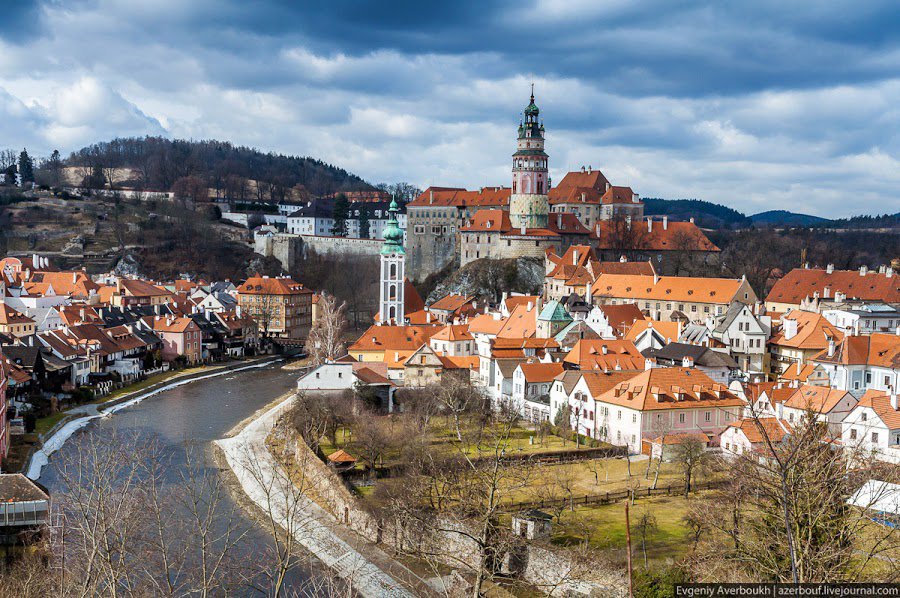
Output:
(503, 480), (721, 512)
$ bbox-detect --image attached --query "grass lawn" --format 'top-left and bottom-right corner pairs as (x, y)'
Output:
(548, 493), (709, 566)
(34, 411), (71, 436)
(501, 458), (693, 505)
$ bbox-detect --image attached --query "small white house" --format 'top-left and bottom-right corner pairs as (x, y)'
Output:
(841, 390), (900, 464)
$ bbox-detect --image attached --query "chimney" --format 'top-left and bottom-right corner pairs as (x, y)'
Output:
(860, 265), (868, 276)
(663, 216), (668, 230)
(887, 267), (894, 278)
(601, 345), (608, 355)
(647, 218), (653, 232)
(682, 356), (693, 368)
(588, 165), (592, 174)
(581, 165), (585, 173)
(606, 182), (611, 191)
(835, 290), (846, 303)
(520, 225), (526, 235)
(644, 358), (654, 371)
(572, 250), (579, 265)
(891, 388), (898, 411)
(827, 336), (836, 357)
(689, 217), (695, 224)
(429, 190), (433, 205)
(581, 192), (586, 202)
(557, 213), (562, 229)
(826, 263), (834, 274)
(823, 286), (830, 299)
(527, 301), (533, 311)
(783, 318), (798, 340)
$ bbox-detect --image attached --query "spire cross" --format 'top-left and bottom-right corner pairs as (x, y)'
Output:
(530, 81), (534, 101)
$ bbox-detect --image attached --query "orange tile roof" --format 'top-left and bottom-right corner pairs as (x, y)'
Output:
(812, 333), (900, 368)
(593, 220), (720, 252)
(519, 362), (565, 383)
(431, 324), (473, 342)
(460, 209), (512, 232)
(726, 417), (792, 444)
(766, 268), (900, 306)
(439, 355), (480, 370)
(466, 313), (506, 335)
(563, 338), (644, 371)
(145, 315), (198, 334)
(497, 303), (537, 338)
(550, 170), (610, 197)
(770, 310), (843, 350)
(783, 384), (855, 414)
(238, 276), (310, 295)
(409, 186), (511, 208)
(600, 185), (641, 205)
(591, 273), (745, 304)
(856, 390), (900, 429)
(578, 370), (642, 398)
(779, 363), (822, 383)
(120, 278), (173, 298)
(504, 295), (540, 313)
(0, 304), (34, 325)
(594, 367), (743, 411)
(29, 271), (100, 296)
(429, 294), (475, 314)
(349, 325), (438, 353)
(598, 303), (645, 337)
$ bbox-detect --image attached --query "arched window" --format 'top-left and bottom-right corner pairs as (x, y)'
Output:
(389, 284), (397, 300)
(512, 181), (517, 194)
(389, 306), (396, 320)
(389, 263), (397, 279)
(537, 181), (544, 194)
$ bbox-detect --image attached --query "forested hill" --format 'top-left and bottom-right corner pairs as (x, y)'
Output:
(65, 137), (375, 197)
(642, 198), (751, 228)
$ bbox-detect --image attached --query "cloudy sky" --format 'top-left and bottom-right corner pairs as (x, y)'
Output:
(1, 1), (898, 217)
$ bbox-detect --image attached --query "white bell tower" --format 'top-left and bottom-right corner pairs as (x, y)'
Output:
(379, 198), (406, 325)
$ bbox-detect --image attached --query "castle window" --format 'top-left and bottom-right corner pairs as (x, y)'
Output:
(389, 263), (397, 279)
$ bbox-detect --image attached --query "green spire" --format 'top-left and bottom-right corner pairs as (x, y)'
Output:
(380, 196), (405, 255)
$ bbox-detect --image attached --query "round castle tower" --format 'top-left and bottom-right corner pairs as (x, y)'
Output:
(509, 88), (550, 229)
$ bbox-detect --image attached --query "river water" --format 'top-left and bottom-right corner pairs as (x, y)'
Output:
(36, 361), (314, 593)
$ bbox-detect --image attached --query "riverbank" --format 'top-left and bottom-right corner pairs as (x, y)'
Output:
(24, 357), (284, 480)
(215, 392), (428, 598)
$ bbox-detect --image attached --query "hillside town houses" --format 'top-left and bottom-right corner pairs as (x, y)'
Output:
(0, 253), (309, 467)
(294, 116), (900, 471)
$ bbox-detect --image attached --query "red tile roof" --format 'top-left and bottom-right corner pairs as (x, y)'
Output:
(593, 220), (720, 252)
(766, 268), (900, 306)
(594, 367), (743, 411)
(409, 186), (511, 208)
(238, 276), (310, 295)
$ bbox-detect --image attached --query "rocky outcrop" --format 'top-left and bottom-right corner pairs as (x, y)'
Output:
(426, 256), (543, 304)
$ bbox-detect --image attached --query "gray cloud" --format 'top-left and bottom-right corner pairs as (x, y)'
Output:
(0, 1), (897, 217)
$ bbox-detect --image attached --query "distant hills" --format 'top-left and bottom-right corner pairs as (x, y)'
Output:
(748, 210), (830, 227)
(58, 137), (375, 198)
(645, 198), (898, 230)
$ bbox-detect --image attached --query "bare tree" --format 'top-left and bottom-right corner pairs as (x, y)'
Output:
(688, 412), (900, 583)
(307, 292), (347, 365)
(671, 436), (707, 497)
(635, 510), (657, 568)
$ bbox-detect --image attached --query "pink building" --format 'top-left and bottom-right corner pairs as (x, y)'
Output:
(146, 316), (202, 364)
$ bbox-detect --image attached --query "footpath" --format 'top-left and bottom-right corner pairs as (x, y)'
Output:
(216, 394), (428, 598)
(25, 357), (281, 480)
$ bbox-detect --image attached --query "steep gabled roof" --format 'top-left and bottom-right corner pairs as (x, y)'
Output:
(783, 384), (856, 414)
(770, 310), (843, 351)
(726, 417), (792, 444)
(855, 390), (900, 430)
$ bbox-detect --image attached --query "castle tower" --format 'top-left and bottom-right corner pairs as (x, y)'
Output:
(510, 87), (550, 229)
(379, 198), (406, 325)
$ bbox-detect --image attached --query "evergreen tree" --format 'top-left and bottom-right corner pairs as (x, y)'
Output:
(331, 192), (349, 236)
(46, 149), (62, 186)
(358, 203), (370, 239)
(18, 149), (34, 183)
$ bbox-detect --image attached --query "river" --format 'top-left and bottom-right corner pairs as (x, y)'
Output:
(35, 361), (314, 593)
